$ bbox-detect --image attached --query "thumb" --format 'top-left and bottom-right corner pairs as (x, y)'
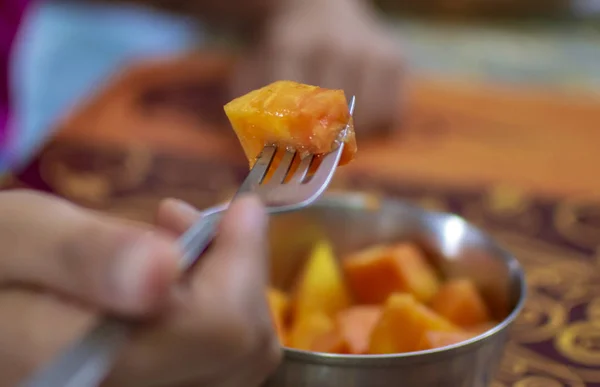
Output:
(0, 191), (180, 317)
(195, 195), (269, 303)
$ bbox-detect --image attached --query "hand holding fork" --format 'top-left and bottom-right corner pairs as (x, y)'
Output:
(20, 97), (355, 387)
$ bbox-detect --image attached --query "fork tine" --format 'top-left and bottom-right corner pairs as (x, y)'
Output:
(305, 95), (356, 188)
(307, 142), (343, 188)
(237, 145), (277, 193)
(347, 95), (356, 116)
(288, 154), (314, 183)
(243, 96), (354, 198)
(268, 150), (296, 184)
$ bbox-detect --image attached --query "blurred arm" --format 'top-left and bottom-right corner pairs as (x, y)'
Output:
(6, 1), (203, 169)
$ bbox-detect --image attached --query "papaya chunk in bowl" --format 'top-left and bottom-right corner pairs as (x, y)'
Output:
(430, 278), (492, 328)
(266, 239), (514, 356)
(266, 287), (290, 344)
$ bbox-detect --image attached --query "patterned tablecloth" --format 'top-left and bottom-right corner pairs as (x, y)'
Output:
(3, 18), (600, 387)
(4, 136), (600, 386)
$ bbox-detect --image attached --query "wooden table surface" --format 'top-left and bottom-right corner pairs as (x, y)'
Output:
(355, 76), (600, 199)
(37, 53), (600, 202)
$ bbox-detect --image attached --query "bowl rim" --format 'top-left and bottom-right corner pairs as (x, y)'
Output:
(201, 191), (527, 366)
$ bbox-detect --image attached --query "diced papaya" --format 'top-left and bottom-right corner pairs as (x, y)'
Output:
(266, 288), (290, 344)
(336, 306), (382, 354)
(288, 313), (335, 351)
(311, 330), (349, 354)
(343, 243), (440, 304)
(293, 240), (351, 322)
(430, 278), (492, 328)
(369, 293), (460, 354)
(224, 80), (357, 168)
(467, 322), (498, 335)
(416, 331), (477, 351)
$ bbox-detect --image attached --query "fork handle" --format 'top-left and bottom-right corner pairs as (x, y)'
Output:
(21, 318), (130, 387)
(19, 215), (220, 387)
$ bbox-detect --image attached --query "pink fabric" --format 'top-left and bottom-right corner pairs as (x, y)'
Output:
(0, 0), (29, 149)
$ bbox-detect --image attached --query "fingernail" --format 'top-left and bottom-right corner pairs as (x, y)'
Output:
(112, 232), (158, 309)
(170, 199), (201, 221)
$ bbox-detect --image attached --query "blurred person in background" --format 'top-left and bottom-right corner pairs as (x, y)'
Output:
(0, 0), (403, 385)
(2, 0), (404, 170)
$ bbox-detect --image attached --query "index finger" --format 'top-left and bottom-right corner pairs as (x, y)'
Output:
(0, 190), (180, 317)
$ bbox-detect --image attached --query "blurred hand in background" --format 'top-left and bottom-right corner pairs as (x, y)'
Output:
(231, 0), (405, 135)
(6, 0), (403, 168)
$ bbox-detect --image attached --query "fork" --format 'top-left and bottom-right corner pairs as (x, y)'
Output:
(21, 96), (355, 387)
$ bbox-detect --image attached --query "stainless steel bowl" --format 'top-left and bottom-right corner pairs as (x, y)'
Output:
(208, 194), (526, 387)
(207, 192), (526, 387)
